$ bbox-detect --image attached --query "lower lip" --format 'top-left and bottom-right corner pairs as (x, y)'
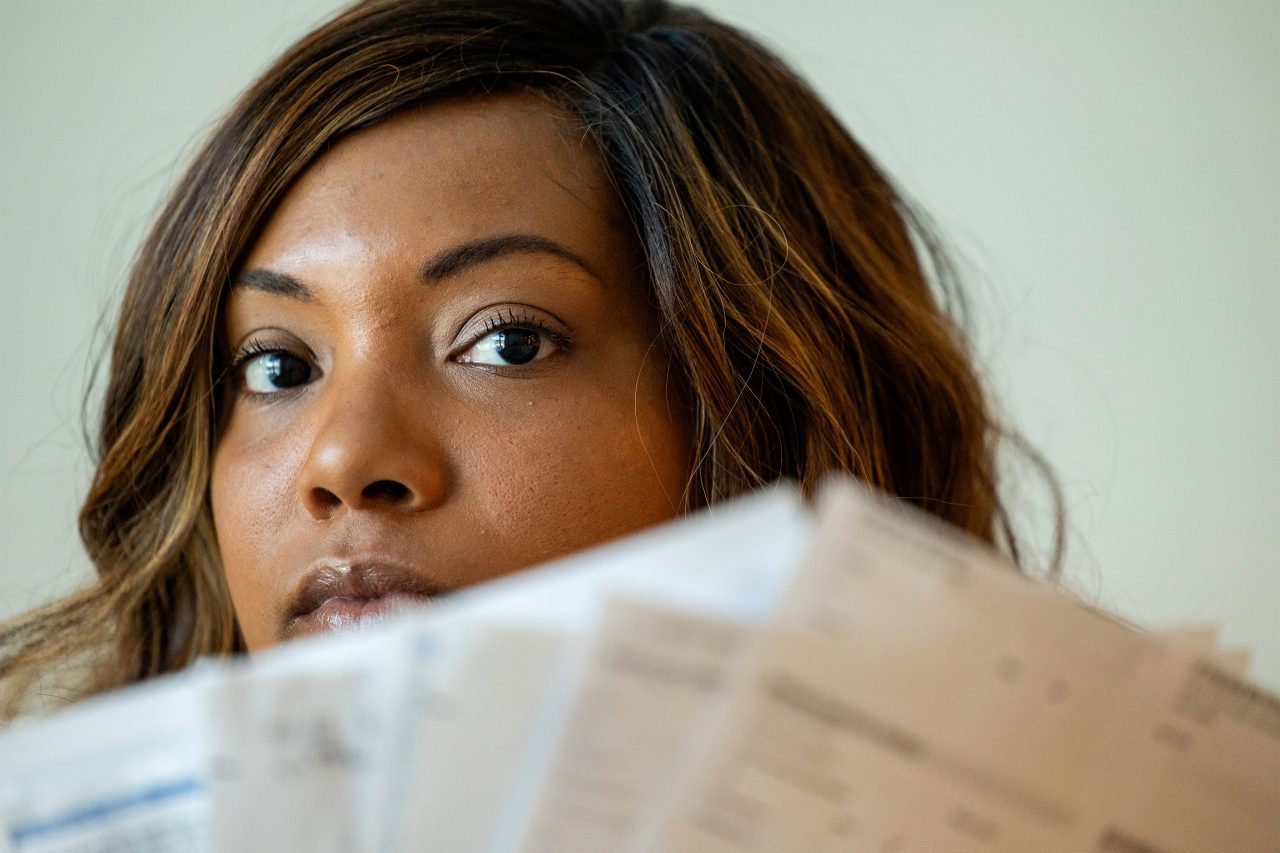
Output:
(293, 593), (434, 637)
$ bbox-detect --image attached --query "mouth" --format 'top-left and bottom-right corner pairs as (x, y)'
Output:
(283, 558), (448, 639)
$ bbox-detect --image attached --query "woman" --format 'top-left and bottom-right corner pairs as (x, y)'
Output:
(0, 0), (1057, 717)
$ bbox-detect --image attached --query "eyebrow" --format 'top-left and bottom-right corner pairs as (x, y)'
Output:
(232, 268), (313, 300)
(232, 233), (598, 299)
(419, 233), (598, 285)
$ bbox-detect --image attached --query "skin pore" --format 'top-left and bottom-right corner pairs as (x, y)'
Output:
(211, 92), (694, 650)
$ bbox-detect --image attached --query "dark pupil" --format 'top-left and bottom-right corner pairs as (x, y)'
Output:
(265, 353), (309, 388)
(496, 329), (540, 365)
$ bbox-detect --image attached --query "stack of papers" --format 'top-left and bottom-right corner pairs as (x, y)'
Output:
(2, 477), (1276, 852)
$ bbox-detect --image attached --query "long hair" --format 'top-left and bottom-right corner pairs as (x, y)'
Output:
(1, 0), (1061, 718)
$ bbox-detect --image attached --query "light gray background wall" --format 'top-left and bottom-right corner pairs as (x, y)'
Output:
(2, 1), (1276, 687)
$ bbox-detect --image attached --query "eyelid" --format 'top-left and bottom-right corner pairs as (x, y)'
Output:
(228, 336), (310, 372)
(227, 326), (311, 362)
(449, 304), (573, 358)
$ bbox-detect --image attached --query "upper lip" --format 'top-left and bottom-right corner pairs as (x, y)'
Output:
(285, 556), (449, 626)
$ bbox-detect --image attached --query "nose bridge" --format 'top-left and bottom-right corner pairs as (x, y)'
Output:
(298, 359), (447, 517)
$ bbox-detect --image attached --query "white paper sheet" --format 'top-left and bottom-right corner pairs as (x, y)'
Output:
(2, 476), (1274, 852)
(206, 667), (370, 852)
(379, 623), (571, 852)
(514, 597), (753, 852)
(0, 672), (212, 853)
(650, 479), (1280, 852)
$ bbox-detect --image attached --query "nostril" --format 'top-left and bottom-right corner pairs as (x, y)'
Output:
(362, 479), (410, 503)
(308, 487), (342, 512)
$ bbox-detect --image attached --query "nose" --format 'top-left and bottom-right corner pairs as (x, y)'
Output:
(296, 374), (449, 520)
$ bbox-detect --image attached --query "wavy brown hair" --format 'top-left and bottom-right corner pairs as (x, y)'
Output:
(1, 0), (1060, 718)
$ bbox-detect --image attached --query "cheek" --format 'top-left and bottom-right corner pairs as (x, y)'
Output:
(210, 423), (308, 645)
(462, 372), (692, 563)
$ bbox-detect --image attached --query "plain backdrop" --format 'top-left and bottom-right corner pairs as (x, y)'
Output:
(2, 0), (1276, 688)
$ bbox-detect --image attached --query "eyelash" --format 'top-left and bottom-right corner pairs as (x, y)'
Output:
(224, 340), (309, 397)
(228, 339), (285, 370)
(470, 307), (573, 352)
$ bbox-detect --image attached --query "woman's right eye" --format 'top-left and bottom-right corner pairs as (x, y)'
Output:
(240, 350), (313, 394)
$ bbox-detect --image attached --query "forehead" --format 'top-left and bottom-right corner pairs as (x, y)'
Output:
(243, 91), (634, 275)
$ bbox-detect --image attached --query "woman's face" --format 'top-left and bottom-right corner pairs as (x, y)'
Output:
(211, 93), (694, 650)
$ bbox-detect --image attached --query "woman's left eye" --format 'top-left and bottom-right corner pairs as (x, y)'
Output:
(455, 326), (559, 367)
